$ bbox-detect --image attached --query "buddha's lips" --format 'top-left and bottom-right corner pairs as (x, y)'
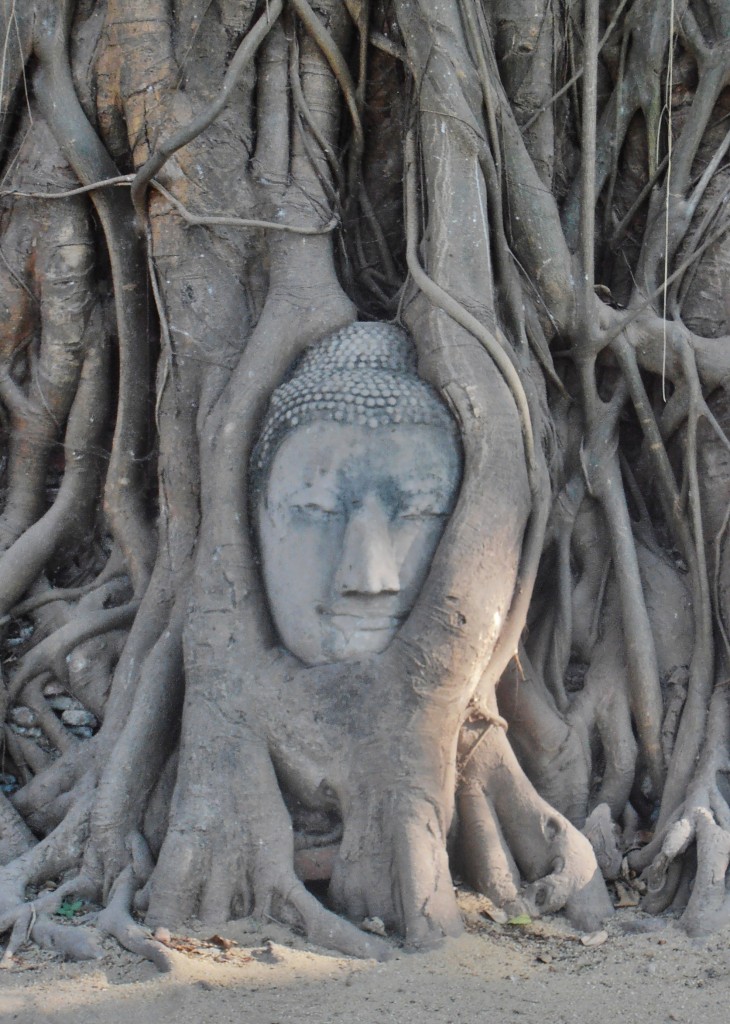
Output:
(321, 610), (407, 633)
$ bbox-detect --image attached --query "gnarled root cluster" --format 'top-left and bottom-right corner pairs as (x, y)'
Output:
(458, 721), (611, 932)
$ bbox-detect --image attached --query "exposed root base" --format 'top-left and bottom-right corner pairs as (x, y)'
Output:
(457, 726), (613, 933)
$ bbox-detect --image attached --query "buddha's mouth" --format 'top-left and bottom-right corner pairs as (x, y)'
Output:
(321, 609), (407, 635)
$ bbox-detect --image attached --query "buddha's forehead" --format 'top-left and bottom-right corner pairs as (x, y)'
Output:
(264, 421), (460, 502)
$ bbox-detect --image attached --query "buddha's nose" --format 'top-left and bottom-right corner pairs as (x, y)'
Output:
(334, 497), (400, 596)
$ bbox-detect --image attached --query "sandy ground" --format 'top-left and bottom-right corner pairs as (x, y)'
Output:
(1, 890), (729, 1024)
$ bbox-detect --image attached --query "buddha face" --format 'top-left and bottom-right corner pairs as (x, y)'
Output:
(256, 420), (461, 665)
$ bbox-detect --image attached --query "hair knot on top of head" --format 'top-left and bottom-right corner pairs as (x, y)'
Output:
(251, 321), (457, 493)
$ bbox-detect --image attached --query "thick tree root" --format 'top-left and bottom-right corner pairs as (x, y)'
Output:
(457, 724), (613, 932)
(97, 866), (178, 972)
(143, 711), (392, 962)
(636, 686), (730, 933)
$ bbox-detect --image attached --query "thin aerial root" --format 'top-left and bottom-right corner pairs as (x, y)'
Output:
(290, 0), (363, 154)
(150, 179), (338, 233)
(130, 0), (286, 221)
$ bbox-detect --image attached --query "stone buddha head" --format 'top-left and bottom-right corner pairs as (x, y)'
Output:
(251, 322), (462, 666)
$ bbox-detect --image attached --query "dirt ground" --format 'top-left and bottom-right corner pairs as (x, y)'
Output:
(1, 889), (729, 1024)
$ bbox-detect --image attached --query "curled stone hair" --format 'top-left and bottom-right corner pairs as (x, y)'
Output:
(250, 321), (459, 495)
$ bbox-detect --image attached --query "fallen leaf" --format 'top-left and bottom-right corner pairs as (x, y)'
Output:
(207, 934), (235, 950)
(506, 914), (532, 927)
(169, 940), (199, 954)
(55, 899), (84, 919)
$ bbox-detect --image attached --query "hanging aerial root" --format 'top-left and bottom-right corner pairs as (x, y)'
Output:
(35, 0), (155, 590)
(576, 363), (665, 795)
(130, 0), (285, 222)
(0, 335), (110, 616)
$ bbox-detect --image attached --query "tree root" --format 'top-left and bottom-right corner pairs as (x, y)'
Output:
(498, 652), (591, 824)
(635, 685), (730, 933)
(146, 724), (390, 962)
(457, 724), (612, 933)
(97, 865), (177, 972)
(0, 793), (34, 866)
(0, 876), (102, 966)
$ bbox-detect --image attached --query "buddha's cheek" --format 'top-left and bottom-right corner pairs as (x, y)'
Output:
(258, 512), (345, 665)
(391, 519), (447, 605)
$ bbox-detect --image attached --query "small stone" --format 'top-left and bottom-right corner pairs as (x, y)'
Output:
(69, 726), (94, 739)
(10, 724), (42, 738)
(48, 696), (83, 712)
(580, 930), (608, 947)
(0, 773), (17, 793)
(62, 708), (97, 729)
(360, 916), (386, 937)
(9, 706), (38, 728)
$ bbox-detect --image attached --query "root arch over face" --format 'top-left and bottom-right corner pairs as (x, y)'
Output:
(1, 0), (730, 966)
